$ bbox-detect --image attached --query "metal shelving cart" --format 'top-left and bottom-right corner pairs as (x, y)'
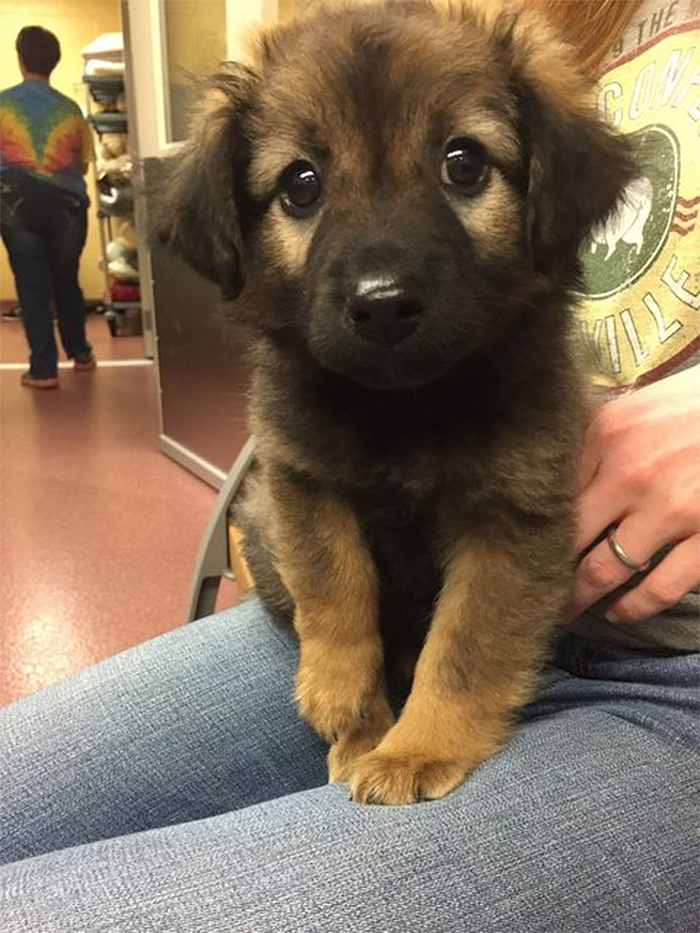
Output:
(83, 65), (142, 337)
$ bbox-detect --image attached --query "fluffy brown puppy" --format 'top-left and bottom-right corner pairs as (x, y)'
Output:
(162, 0), (635, 804)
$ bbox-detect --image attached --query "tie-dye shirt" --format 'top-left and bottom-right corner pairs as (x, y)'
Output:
(0, 80), (92, 202)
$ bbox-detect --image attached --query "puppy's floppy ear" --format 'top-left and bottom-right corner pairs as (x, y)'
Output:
(506, 10), (637, 275)
(157, 63), (258, 299)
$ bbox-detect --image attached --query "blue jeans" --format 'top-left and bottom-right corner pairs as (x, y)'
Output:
(0, 599), (697, 932)
(1, 173), (92, 378)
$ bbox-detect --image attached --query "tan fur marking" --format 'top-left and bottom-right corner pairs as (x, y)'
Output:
(350, 532), (569, 804)
(262, 203), (321, 276)
(249, 142), (312, 197)
(448, 109), (521, 167)
(447, 173), (521, 260)
(264, 465), (388, 743)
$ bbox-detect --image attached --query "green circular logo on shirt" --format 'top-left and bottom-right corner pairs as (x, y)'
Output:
(580, 125), (679, 300)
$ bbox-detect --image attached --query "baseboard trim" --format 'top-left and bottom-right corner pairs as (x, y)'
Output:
(158, 435), (228, 490)
(0, 298), (104, 311)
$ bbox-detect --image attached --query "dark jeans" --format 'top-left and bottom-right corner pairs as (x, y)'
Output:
(1, 173), (92, 378)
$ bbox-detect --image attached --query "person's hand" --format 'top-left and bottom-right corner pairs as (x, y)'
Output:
(565, 365), (700, 623)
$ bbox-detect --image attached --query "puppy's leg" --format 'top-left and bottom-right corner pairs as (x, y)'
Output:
(350, 532), (571, 805)
(266, 465), (393, 752)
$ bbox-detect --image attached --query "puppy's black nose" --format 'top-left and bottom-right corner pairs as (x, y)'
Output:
(347, 278), (424, 347)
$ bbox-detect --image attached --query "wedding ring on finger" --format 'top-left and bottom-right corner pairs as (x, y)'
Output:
(606, 525), (651, 573)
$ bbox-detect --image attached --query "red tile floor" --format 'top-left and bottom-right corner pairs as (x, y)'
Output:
(0, 313), (237, 705)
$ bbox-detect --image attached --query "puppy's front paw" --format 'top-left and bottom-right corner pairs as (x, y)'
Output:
(327, 702), (395, 782)
(349, 749), (469, 805)
(295, 656), (377, 742)
(328, 730), (383, 783)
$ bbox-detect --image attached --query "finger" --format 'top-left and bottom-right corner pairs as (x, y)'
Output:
(564, 537), (634, 622)
(575, 426), (602, 495)
(566, 517), (670, 621)
(605, 535), (700, 623)
(574, 472), (624, 555)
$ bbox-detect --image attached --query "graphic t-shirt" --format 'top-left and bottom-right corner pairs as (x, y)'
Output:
(569, 0), (700, 650)
(0, 80), (92, 202)
(576, 0), (699, 390)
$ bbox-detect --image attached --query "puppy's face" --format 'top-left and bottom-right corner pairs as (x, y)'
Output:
(247, 15), (529, 391)
(165, 2), (635, 391)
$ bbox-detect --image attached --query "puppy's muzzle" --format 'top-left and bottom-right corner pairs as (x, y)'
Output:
(347, 275), (424, 347)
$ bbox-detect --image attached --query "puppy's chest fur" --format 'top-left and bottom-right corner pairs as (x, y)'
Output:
(240, 460), (445, 682)
(249, 337), (582, 508)
(238, 341), (581, 682)
(350, 482), (442, 677)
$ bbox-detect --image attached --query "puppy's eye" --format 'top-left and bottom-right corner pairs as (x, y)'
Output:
(278, 161), (322, 217)
(441, 138), (489, 194)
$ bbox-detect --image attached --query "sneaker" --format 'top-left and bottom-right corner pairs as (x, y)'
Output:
(21, 372), (59, 389)
(74, 353), (97, 371)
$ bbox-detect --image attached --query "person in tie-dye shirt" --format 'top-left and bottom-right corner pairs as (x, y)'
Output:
(1, 26), (95, 388)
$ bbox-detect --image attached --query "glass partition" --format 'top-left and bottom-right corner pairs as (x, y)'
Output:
(161, 0), (227, 143)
